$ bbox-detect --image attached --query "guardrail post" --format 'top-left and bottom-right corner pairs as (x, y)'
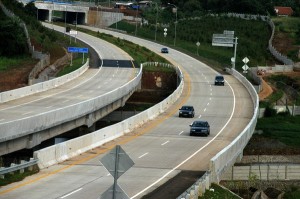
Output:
(0, 167), (4, 179)
(29, 158), (34, 171)
(20, 160), (26, 173)
(10, 163), (16, 175)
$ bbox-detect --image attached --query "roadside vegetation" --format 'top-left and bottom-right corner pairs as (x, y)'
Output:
(113, 16), (274, 72)
(0, 168), (39, 187)
(199, 183), (240, 199)
(74, 26), (170, 68)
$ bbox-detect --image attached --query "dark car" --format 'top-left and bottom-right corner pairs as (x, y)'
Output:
(179, 105), (195, 118)
(189, 120), (210, 136)
(161, 47), (169, 53)
(214, 75), (225, 86)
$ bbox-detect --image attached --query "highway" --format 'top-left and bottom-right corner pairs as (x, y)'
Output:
(0, 25), (254, 199)
(0, 24), (138, 151)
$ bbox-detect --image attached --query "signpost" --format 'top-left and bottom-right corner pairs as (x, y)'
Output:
(69, 30), (78, 43)
(212, 30), (238, 69)
(67, 47), (89, 65)
(242, 57), (249, 73)
(100, 145), (134, 199)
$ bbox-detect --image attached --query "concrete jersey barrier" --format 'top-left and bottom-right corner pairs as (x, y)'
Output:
(34, 62), (183, 169)
(0, 59), (89, 103)
(177, 68), (259, 199)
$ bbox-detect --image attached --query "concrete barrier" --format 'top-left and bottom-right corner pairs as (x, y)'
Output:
(177, 68), (259, 199)
(34, 62), (183, 169)
(0, 59), (89, 103)
(222, 164), (300, 181)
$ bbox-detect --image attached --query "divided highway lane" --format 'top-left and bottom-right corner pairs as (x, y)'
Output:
(0, 26), (254, 199)
(0, 24), (138, 147)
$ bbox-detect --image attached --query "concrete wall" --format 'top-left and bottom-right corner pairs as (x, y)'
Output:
(34, 62), (183, 169)
(222, 164), (300, 181)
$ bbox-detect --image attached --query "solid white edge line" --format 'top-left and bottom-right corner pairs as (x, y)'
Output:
(60, 188), (83, 199)
(131, 78), (236, 199)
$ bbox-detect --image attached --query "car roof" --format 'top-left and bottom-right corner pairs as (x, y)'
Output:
(182, 105), (193, 108)
(192, 120), (208, 124)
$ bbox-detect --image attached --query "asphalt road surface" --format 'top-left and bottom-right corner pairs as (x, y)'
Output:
(0, 25), (254, 199)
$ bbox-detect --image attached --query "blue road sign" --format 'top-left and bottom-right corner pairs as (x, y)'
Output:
(78, 48), (88, 53)
(67, 47), (89, 53)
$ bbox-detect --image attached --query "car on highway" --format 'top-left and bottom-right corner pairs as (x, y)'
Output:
(161, 47), (169, 53)
(214, 75), (225, 86)
(189, 120), (210, 136)
(179, 105), (195, 118)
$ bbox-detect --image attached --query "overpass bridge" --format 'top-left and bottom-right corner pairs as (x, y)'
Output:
(0, 24), (142, 156)
(35, 1), (124, 27)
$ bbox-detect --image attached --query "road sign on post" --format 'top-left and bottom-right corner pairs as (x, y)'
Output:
(100, 145), (134, 199)
(242, 57), (250, 73)
(67, 47), (89, 64)
(212, 30), (238, 69)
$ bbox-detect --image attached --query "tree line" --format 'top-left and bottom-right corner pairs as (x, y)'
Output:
(159, 0), (300, 16)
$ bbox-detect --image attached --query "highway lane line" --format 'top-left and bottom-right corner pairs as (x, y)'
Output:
(131, 71), (236, 199)
(178, 131), (184, 135)
(60, 188), (83, 199)
(22, 111), (33, 116)
(0, 24), (106, 112)
(161, 141), (169, 146)
(0, 27), (192, 197)
(138, 153), (149, 159)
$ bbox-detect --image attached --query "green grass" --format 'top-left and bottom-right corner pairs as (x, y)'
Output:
(0, 168), (39, 186)
(199, 183), (240, 199)
(74, 27), (170, 66)
(111, 16), (275, 71)
(0, 56), (34, 71)
(57, 56), (88, 76)
(265, 89), (284, 104)
(256, 115), (300, 147)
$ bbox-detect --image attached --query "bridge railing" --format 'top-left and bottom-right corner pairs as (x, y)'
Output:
(0, 59), (89, 103)
(177, 68), (259, 198)
(0, 62), (141, 144)
(0, 158), (38, 177)
(34, 62), (183, 168)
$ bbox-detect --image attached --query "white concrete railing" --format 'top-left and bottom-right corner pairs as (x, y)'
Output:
(34, 62), (183, 169)
(222, 164), (300, 181)
(177, 68), (259, 199)
(0, 59), (89, 103)
(0, 62), (141, 143)
(209, 68), (259, 182)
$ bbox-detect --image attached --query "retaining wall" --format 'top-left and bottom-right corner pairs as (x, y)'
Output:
(222, 164), (300, 181)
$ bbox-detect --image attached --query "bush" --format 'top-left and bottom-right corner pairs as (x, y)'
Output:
(264, 104), (277, 117)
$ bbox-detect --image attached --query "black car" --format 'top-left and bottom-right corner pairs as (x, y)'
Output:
(189, 120), (210, 136)
(161, 47), (169, 53)
(214, 75), (225, 86)
(179, 105), (195, 118)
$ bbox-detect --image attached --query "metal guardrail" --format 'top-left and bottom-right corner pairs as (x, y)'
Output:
(0, 159), (38, 175)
